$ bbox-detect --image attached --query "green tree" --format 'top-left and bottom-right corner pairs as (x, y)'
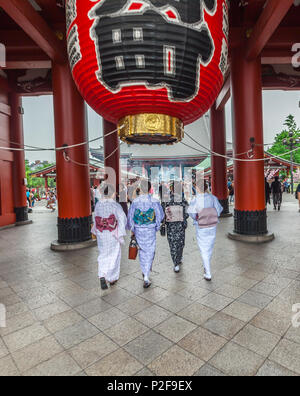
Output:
(268, 115), (300, 165)
(25, 161), (56, 189)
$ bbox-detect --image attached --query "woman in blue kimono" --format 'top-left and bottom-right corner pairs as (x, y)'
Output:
(127, 181), (164, 288)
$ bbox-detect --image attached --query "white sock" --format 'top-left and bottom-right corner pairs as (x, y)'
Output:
(144, 275), (149, 282)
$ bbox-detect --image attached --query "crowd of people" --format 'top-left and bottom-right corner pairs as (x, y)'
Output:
(92, 180), (223, 290)
(265, 176), (300, 212)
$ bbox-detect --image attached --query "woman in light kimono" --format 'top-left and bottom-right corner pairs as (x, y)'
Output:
(127, 181), (164, 288)
(92, 185), (127, 290)
(188, 181), (223, 281)
(162, 182), (189, 274)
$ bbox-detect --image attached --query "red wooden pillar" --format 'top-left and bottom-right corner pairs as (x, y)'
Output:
(10, 93), (30, 224)
(210, 105), (231, 216)
(52, 63), (92, 245)
(45, 176), (49, 192)
(230, 47), (273, 241)
(103, 119), (120, 195)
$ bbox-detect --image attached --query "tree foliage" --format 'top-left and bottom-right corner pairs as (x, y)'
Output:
(25, 161), (56, 189)
(268, 115), (300, 165)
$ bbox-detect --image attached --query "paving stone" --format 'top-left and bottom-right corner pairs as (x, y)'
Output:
(203, 312), (245, 340)
(222, 301), (261, 323)
(101, 288), (134, 306)
(135, 367), (155, 376)
(177, 286), (210, 301)
(25, 352), (81, 376)
(179, 327), (227, 362)
(154, 316), (197, 343)
(238, 290), (273, 310)
(269, 339), (300, 374)
(117, 296), (152, 316)
(0, 338), (8, 359)
(256, 360), (298, 376)
(156, 294), (192, 313)
(214, 284), (247, 300)
(233, 324), (281, 357)
(177, 303), (217, 326)
(12, 336), (63, 373)
(194, 364), (227, 376)
(54, 320), (99, 349)
(251, 282), (287, 297)
(0, 311), (37, 337)
(134, 305), (172, 328)
(250, 310), (291, 336)
(3, 323), (50, 353)
(85, 349), (143, 376)
(104, 318), (148, 346)
(69, 333), (119, 369)
(199, 293), (233, 312)
(89, 307), (128, 331)
(0, 355), (19, 376)
(33, 301), (70, 321)
(75, 298), (112, 318)
(140, 287), (171, 303)
(124, 330), (173, 365)
(148, 345), (204, 376)
(209, 342), (265, 377)
(43, 309), (83, 333)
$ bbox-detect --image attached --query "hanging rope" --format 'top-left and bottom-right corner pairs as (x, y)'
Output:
(0, 125), (123, 152)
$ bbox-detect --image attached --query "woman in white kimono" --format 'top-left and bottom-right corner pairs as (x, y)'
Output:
(92, 185), (127, 290)
(127, 181), (164, 288)
(188, 182), (223, 281)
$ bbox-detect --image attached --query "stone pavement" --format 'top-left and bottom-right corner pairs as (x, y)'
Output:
(0, 194), (299, 376)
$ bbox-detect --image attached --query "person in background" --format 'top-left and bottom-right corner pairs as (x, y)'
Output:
(228, 181), (234, 204)
(271, 176), (282, 211)
(188, 181), (223, 281)
(162, 182), (189, 274)
(127, 180), (164, 288)
(296, 184), (300, 213)
(90, 186), (95, 213)
(265, 177), (271, 206)
(92, 184), (127, 290)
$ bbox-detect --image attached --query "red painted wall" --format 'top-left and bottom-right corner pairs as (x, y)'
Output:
(0, 78), (15, 227)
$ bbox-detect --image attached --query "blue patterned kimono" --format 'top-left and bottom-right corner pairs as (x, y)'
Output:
(127, 194), (164, 278)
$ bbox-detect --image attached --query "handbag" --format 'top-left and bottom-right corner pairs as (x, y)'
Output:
(129, 236), (138, 260)
(160, 222), (166, 237)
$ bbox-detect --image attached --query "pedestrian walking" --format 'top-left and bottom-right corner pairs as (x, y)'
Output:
(188, 181), (223, 281)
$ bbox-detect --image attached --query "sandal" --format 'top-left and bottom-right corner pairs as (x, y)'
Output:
(100, 277), (108, 290)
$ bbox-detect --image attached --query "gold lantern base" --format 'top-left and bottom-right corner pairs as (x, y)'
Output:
(118, 114), (184, 145)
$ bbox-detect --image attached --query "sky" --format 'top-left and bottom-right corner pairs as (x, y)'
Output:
(23, 91), (300, 163)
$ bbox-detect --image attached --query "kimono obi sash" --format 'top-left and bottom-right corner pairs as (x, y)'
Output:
(133, 208), (156, 226)
(95, 215), (117, 232)
(165, 205), (184, 223)
(197, 208), (218, 229)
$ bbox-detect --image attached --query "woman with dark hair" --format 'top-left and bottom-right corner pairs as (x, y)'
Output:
(188, 181), (223, 281)
(92, 184), (127, 290)
(127, 180), (164, 288)
(162, 182), (189, 273)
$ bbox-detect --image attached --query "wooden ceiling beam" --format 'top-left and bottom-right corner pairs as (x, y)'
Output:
(0, 0), (66, 63)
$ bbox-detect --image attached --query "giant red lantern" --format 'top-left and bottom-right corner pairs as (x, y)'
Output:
(66, 0), (229, 144)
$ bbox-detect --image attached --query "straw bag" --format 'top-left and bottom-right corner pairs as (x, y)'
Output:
(129, 236), (138, 260)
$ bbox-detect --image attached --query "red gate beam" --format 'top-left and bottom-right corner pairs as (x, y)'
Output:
(246, 0), (295, 61)
(0, 0), (66, 64)
(216, 74), (231, 110)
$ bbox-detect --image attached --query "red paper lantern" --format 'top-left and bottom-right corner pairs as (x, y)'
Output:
(67, 0), (229, 144)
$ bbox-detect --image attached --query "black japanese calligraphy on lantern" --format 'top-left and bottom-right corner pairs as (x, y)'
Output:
(89, 0), (216, 102)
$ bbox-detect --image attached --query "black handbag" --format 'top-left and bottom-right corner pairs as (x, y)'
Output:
(160, 222), (166, 237)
